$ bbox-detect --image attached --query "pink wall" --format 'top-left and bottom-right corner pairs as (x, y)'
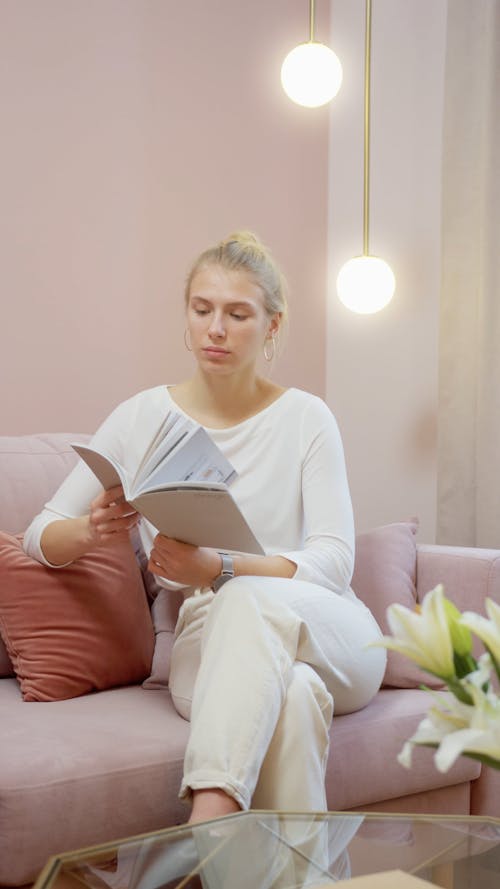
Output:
(1, 1), (329, 434)
(327, 0), (445, 542)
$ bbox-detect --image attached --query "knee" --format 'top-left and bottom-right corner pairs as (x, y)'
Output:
(214, 574), (267, 598)
(205, 576), (251, 622)
(208, 575), (273, 617)
(203, 578), (300, 667)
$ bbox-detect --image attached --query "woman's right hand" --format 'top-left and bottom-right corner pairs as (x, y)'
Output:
(87, 485), (139, 548)
(40, 486), (139, 566)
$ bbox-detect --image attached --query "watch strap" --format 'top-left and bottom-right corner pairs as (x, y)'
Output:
(211, 553), (235, 592)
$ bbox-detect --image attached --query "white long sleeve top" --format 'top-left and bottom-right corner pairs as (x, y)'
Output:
(23, 386), (356, 599)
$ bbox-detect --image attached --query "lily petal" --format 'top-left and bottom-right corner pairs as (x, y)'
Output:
(434, 726), (500, 772)
(460, 610), (500, 664)
(384, 586), (455, 678)
(397, 742), (415, 769)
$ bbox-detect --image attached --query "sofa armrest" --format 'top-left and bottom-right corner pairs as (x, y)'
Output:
(416, 544), (500, 613)
(416, 543), (500, 818)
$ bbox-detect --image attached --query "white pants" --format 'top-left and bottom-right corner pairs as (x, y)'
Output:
(169, 576), (386, 811)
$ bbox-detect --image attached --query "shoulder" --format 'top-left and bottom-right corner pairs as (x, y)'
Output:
(109, 385), (169, 414)
(95, 385), (170, 432)
(284, 388), (337, 425)
(281, 389), (345, 458)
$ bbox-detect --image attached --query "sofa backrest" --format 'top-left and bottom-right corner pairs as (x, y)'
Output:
(0, 433), (90, 534)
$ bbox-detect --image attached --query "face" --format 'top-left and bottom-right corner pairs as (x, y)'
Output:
(186, 264), (280, 376)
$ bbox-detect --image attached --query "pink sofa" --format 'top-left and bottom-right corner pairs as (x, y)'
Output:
(1, 433), (499, 887)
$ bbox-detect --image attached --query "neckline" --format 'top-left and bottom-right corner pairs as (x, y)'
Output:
(164, 385), (293, 433)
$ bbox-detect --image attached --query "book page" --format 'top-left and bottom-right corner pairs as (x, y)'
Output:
(132, 411), (193, 488)
(135, 425), (237, 495)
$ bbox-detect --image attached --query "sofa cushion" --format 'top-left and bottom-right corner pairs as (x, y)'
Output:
(0, 680), (190, 886)
(0, 533), (155, 701)
(351, 520), (443, 689)
(325, 687), (481, 811)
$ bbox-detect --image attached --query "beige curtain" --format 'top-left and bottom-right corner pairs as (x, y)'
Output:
(437, 0), (500, 546)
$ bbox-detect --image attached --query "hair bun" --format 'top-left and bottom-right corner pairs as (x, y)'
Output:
(221, 230), (261, 249)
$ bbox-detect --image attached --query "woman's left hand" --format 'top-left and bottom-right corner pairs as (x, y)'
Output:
(148, 534), (221, 588)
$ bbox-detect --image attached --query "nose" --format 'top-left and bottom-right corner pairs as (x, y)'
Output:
(208, 311), (226, 339)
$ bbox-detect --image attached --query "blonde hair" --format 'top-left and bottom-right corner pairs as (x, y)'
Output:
(184, 230), (289, 324)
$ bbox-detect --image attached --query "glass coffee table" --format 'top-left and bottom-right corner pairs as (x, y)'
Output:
(33, 811), (500, 889)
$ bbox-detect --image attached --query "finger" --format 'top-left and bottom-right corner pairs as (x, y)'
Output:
(87, 501), (137, 541)
(148, 546), (163, 567)
(153, 533), (176, 548)
(154, 535), (195, 556)
(106, 501), (138, 519)
(93, 513), (139, 537)
(92, 485), (127, 509)
(148, 556), (165, 576)
(90, 490), (123, 509)
(92, 501), (137, 526)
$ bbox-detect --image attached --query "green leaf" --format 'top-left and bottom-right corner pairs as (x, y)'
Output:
(453, 650), (478, 679)
(460, 751), (500, 771)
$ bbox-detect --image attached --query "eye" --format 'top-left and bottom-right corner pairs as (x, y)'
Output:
(230, 313), (247, 321)
(193, 308), (209, 316)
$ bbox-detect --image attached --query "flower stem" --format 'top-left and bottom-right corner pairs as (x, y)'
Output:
(453, 651), (478, 679)
(446, 677), (474, 705)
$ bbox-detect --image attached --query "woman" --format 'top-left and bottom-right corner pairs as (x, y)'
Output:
(24, 231), (386, 823)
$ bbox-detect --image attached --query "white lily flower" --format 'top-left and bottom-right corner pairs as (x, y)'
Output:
(460, 598), (500, 666)
(374, 584), (455, 679)
(426, 691), (475, 737)
(435, 713), (500, 772)
(388, 589), (500, 774)
(399, 685), (500, 773)
(437, 681), (500, 772)
(397, 693), (472, 768)
(465, 653), (494, 690)
(464, 678), (500, 719)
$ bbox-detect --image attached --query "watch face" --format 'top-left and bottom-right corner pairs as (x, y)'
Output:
(220, 554), (234, 575)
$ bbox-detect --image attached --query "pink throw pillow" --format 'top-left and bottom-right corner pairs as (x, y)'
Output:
(142, 588), (184, 689)
(351, 520), (443, 688)
(0, 533), (155, 701)
(0, 636), (13, 677)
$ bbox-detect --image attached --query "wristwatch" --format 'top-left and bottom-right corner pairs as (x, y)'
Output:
(211, 553), (235, 592)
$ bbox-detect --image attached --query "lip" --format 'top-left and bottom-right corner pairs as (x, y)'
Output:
(203, 347), (230, 356)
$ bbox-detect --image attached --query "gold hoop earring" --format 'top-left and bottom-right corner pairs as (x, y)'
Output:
(184, 329), (192, 352)
(263, 334), (275, 362)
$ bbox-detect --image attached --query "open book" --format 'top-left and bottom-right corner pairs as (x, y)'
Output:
(72, 411), (263, 555)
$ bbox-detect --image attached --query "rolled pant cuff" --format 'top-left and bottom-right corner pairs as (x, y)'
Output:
(179, 770), (250, 810)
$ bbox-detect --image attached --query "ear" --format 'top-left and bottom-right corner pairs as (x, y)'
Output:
(268, 312), (282, 337)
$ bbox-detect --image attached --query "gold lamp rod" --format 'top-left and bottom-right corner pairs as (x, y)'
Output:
(309, 0), (315, 42)
(363, 0), (372, 256)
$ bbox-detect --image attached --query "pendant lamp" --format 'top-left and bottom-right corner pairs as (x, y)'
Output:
(281, 0), (342, 108)
(336, 0), (395, 313)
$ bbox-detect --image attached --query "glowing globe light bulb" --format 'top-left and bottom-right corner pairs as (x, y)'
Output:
(281, 42), (343, 108)
(336, 255), (396, 314)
